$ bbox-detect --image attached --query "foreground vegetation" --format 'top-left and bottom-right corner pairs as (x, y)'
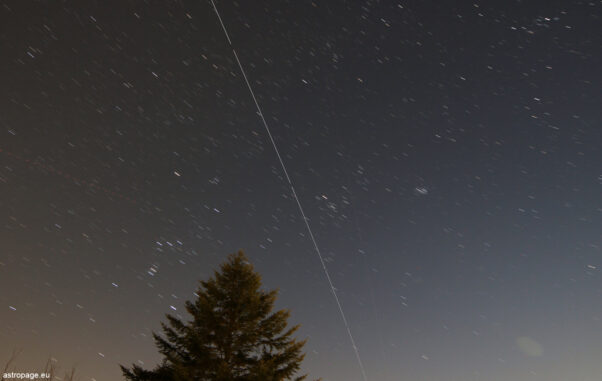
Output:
(122, 250), (319, 381)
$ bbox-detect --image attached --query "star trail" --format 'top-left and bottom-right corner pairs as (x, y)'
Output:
(1, 1), (601, 380)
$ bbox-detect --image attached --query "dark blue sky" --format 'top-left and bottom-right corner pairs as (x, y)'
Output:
(1, 1), (601, 380)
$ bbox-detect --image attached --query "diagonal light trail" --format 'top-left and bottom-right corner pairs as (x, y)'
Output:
(209, 1), (369, 380)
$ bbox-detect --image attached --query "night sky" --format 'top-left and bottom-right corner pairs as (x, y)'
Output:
(1, 1), (601, 380)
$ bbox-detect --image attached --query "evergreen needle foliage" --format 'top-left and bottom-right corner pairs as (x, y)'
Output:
(121, 251), (318, 381)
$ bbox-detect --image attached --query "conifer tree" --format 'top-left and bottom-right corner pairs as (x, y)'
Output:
(121, 251), (315, 381)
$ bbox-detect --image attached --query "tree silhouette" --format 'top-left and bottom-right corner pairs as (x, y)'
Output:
(121, 250), (316, 381)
